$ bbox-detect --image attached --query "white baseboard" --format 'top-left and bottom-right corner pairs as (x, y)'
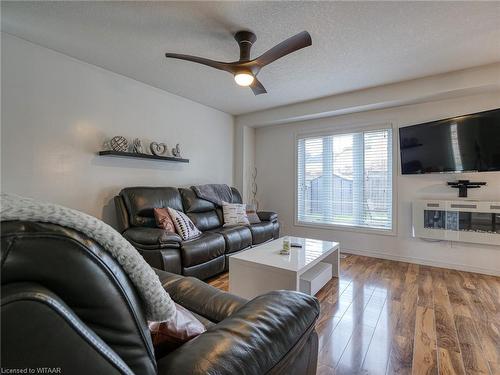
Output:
(341, 248), (500, 277)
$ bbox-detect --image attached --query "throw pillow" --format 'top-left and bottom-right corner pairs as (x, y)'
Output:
(246, 204), (261, 224)
(149, 302), (206, 358)
(222, 201), (250, 226)
(153, 208), (177, 233)
(167, 208), (202, 240)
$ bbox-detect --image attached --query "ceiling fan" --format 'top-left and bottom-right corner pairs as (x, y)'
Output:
(165, 30), (312, 95)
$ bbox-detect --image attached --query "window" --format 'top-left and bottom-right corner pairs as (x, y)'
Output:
(297, 127), (393, 231)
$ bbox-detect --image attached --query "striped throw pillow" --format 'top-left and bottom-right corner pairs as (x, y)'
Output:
(167, 208), (202, 240)
(222, 201), (250, 227)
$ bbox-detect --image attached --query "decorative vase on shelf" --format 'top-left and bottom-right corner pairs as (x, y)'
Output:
(132, 138), (143, 153)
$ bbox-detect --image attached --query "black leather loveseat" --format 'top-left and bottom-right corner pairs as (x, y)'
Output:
(114, 186), (279, 280)
(1, 220), (319, 375)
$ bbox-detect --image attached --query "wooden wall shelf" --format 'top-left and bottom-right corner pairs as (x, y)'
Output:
(98, 150), (189, 163)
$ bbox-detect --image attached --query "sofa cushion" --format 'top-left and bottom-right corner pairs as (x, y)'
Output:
(179, 188), (222, 231)
(123, 227), (182, 248)
(148, 302), (206, 358)
(180, 188), (216, 213)
(246, 204), (261, 224)
(180, 232), (225, 268)
(153, 208), (176, 233)
(190, 311), (216, 329)
(249, 221), (275, 245)
(187, 211), (223, 232)
(209, 226), (252, 254)
(120, 187), (183, 228)
(168, 208), (202, 241)
(222, 202), (250, 227)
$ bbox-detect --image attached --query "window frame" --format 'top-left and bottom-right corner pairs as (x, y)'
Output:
(294, 123), (398, 236)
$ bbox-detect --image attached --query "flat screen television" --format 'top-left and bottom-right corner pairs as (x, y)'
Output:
(399, 108), (500, 174)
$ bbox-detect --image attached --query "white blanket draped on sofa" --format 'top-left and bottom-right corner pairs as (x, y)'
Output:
(0, 193), (176, 322)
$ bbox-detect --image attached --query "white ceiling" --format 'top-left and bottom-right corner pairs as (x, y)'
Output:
(2, 1), (500, 115)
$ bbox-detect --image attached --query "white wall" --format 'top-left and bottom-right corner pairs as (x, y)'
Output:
(234, 124), (256, 203)
(1, 34), (234, 226)
(253, 92), (500, 276)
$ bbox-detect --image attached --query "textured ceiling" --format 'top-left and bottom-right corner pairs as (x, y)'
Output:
(2, 1), (500, 115)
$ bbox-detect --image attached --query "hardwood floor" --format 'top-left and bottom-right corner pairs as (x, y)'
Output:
(206, 254), (500, 375)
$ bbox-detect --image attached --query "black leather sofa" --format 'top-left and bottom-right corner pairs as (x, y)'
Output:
(1, 221), (319, 375)
(114, 186), (279, 280)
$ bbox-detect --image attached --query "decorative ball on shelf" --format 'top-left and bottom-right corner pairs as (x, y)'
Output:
(110, 136), (128, 152)
(150, 142), (167, 156)
(132, 138), (143, 153)
(172, 143), (181, 158)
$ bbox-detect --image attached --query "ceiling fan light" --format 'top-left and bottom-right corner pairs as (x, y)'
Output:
(234, 73), (254, 87)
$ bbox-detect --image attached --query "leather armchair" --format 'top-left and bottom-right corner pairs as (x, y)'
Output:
(1, 220), (318, 375)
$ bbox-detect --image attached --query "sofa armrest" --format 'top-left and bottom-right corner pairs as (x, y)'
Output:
(123, 227), (181, 249)
(257, 211), (278, 222)
(154, 268), (184, 288)
(157, 290), (319, 375)
(114, 196), (130, 233)
(154, 268), (246, 323)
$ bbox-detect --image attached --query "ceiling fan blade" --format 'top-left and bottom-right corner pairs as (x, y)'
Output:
(165, 53), (235, 73)
(250, 78), (267, 95)
(254, 31), (312, 67)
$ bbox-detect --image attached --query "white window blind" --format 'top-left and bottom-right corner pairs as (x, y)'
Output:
(297, 128), (393, 231)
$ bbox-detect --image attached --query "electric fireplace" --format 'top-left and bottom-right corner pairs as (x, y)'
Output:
(413, 200), (500, 245)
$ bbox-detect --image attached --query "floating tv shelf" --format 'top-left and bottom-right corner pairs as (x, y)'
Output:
(413, 200), (500, 246)
(98, 150), (189, 163)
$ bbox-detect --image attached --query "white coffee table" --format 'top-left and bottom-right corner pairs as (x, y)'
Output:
(229, 237), (339, 299)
